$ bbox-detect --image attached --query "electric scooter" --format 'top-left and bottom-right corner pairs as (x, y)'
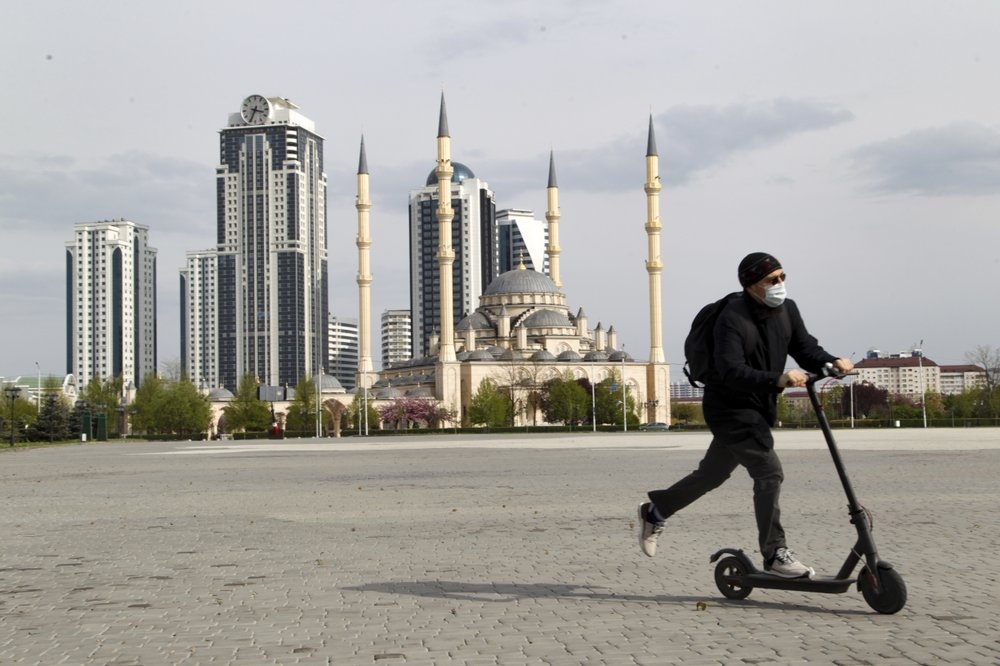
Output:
(710, 365), (907, 614)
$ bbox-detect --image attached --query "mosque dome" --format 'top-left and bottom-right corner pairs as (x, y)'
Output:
(485, 268), (561, 297)
(467, 350), (494, 361)
(319, 374), (345, 392)
(207, 387), (234, 402)
(584, 351), (610, 362)
(522, 309), (572, 328)
(607, 350), (633, 362)
(557, 350), (583, 362)
(456, 311), (491, 331)
(425, 161), (476, 186)
(530, 350), (557, 362)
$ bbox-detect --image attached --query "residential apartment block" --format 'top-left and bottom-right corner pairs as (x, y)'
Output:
(65, 219), (157, 390)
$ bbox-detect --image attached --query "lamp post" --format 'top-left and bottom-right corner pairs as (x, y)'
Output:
(4, 385), (21, 447)
(35, 361), (41, 414)
(621, 347), (627, 432)
(917, 340), (928, 429)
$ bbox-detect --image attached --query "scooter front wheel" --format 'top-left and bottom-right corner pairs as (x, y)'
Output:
(714, 555), (753, 600)
(859, 566), (907, 614)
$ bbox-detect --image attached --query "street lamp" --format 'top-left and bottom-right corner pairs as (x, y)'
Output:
(4, 385), (22, 447)
(917, 340), (928, 429)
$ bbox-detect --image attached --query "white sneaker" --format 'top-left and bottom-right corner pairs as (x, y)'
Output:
(637, 502), (665, 557)
(765, 547), (815, 578)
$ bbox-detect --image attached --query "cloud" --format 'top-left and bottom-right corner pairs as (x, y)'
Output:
(0, 151), (212, 235)
(852, 123), (1000, 196)
(476, 98), (854, 197)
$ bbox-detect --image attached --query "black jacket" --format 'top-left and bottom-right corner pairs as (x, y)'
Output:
(705, 292), (836, 427)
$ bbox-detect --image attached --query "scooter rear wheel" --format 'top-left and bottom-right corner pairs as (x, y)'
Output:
(714, 555), (753, 600)
(859, 566), (907, 614)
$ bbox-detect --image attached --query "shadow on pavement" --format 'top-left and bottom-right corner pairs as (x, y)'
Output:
(344, 580), (872, 615)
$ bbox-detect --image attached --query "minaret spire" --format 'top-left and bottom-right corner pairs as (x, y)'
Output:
(355, 135), (374, 391)
(434, 93), (457, 362)
(644, 115), (665, 365)
(545, 150), (562, 288)
(643, 114), (668, 427)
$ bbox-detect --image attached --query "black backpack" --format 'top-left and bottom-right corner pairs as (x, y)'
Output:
(682, 292), (742, 388)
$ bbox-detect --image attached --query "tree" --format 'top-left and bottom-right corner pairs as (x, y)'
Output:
(130, 375), (211, 436)
(842, 382), (890, 419)
(35, 391), (72, 442)
(376, 397), (439, 430)
(346, 390), (379, 434)
(468, 379), (510, 428)
(965, 346), (1000, 418)
(285, 376), (322, 434)
(130, 373), (166, 434)
(223, 374), (272, 433)
(158, 379), (212, 435)
(80, 375), (124, 435)
(670, 401), (702, 426)
(542, 374), (589, 426)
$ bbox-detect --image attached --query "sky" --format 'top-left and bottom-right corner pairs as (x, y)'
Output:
(2, 0), (1000, 382)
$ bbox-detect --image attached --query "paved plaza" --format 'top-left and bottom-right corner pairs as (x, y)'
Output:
(1, 429), (998, 665)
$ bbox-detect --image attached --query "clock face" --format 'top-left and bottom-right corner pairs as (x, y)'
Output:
(240, 94), (271, 125)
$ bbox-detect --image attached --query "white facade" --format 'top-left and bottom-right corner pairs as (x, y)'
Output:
(497, 208), (548, 274)
(65, 219), (157, 389)
(180, 250), (219, 389)
(939, 365), (986, 395)
(329, 316), (359, 390)
(855, 353), (940, 397)
(381, 309), (412, 368)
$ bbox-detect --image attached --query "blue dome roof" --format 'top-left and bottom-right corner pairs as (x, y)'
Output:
(425, 162), (476, 186)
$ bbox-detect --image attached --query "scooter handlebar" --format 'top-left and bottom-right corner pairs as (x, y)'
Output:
(806, 363), (857, 385)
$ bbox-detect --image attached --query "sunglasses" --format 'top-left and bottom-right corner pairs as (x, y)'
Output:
(762, 272), (787, 286)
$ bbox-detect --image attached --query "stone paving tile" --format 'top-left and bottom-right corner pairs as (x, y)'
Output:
(1, 433), (999, 664)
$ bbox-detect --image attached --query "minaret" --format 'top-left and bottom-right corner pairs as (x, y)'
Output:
(545, 151), (562, 288)
(644, 115), (665, 364)
(355, 135), (374, 389)
(644, 114), (670, 427)
(435, 93), (457, 362)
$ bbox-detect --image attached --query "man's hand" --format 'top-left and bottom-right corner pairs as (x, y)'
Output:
(778, 369), (808, 388)
(833, 358), (854, 374)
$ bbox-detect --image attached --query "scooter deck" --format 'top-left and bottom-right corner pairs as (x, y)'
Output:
(740, 572), (854, 594)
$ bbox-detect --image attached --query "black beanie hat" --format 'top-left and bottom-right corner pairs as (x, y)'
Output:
(738, 252), (782, 287)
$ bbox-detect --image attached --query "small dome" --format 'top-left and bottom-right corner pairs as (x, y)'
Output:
(607, 350), (634, 362)
(319, 374), (345, 392)
(522, 309), (572, 328)
(376, 386), (403, 399)
(485, 268), (561, 297)
(557, 350), (583, 362)
(584, 351), (609, 362)
(207, 387), (234, 401)
(425, 161), (476, 186)
(467, 350), (494, 361)
(531, 350), (557, 362)
(456, 311), (492, 331)
(498, 348), (523, 361)
(407, 386), (435, 397)
(486, 346), (506, 359)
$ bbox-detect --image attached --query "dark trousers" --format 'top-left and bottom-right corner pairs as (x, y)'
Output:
(648, 409), (786, 559)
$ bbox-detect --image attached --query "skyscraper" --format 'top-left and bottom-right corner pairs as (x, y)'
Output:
(496, 208), (548, 274)
(66, 219), (157, 389)
(182, 95), (329, 391)
(380, 309), (412, 368)
(328, 315), (359, 390)
(408, 99), (497, 358)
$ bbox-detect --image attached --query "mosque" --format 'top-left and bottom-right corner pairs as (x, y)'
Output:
(355, 96), (671, 429)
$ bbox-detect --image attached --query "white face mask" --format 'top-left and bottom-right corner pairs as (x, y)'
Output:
(763, 282), (787, 308)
